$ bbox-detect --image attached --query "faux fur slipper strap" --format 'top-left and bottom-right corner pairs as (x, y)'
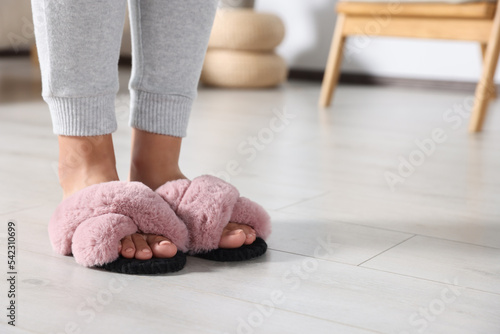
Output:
(155, 175), (271, 254)
(49, 181), (189, 267)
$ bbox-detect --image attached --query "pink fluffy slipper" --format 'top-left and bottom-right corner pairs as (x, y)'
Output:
(49, 181), (189, 274)
(155, 175), (271, 261)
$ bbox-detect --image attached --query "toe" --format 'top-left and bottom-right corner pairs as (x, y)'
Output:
(238, 224), (256, 245)
(131, 233), (153, 260)
(146, 234), (177, 258)
(219, 228), (246, 249)
(120, 235), (136, 259)
(244, 230), (256, 245)
(226, 222), (256, 245)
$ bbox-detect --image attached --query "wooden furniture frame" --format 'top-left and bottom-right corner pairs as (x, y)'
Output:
(319, 1), (500, 132)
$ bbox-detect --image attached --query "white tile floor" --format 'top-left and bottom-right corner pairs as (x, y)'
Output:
(0, 58), (499, 334)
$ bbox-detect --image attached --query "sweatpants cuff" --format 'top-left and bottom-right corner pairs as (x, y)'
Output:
(129, 90), (193, 138)
(45, 95), (118, 136)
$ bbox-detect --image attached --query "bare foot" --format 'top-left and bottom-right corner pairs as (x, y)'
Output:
(58, 134), (177, 260)
(129, 129), (256, 250)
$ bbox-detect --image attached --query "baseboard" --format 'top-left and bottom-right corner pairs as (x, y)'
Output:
(0, 53), (490, 93)
(288, 68), (490, 93)
(0, 50), (30, 57)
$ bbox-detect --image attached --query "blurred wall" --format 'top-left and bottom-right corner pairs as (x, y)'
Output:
(256, 0), (499, 83)
(2, 0), (498, 84)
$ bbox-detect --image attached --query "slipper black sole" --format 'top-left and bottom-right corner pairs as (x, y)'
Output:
(96, 251), (187, 275)
(194, 237), (267, 262)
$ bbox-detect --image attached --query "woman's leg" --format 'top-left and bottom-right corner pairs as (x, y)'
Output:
(31, 0), (174, 259)
(31, 0), (127, 194)
(127, 0), (257, 249)
(127, 0), (220, 190)
(32, 0), (126, 136)
(127, 0), (218, 138)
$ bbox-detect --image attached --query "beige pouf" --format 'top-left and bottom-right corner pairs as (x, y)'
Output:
(209, 10), (285, 51)
(201, 50), (288, 88)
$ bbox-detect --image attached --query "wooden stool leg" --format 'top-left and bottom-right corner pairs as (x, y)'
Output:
(319, 14), (347, 108)
(480, 43), (497, 99)
(31, 44), (39, 67)
(469, 13), (500, 133)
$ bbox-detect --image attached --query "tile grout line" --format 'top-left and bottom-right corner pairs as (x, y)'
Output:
(18, 251), (383, 333)
(267, 247), (359, 267)
(272, 209), (500, 250)
(140, 268), (384, 333)
(17, 247), (500, 298)
(267, 248), (500, 296)
(273, 190), (331, 212)
(10, 223), (500, 297)
(355, 266), (499, 294)
(357, 234), (417, 267)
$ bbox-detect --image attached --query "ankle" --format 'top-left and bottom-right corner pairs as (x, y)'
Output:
(59, 163), (119, 197)
(58, 135), (119, 197)
(129, 128), (187, 189)
(130, 159), (186, 190)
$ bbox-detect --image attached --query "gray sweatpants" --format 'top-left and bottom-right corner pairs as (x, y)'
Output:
(31, 0), (218, 137)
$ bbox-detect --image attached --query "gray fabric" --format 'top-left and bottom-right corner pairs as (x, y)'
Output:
(31, 0), (218, 137)
(219, 0), (255, 8)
